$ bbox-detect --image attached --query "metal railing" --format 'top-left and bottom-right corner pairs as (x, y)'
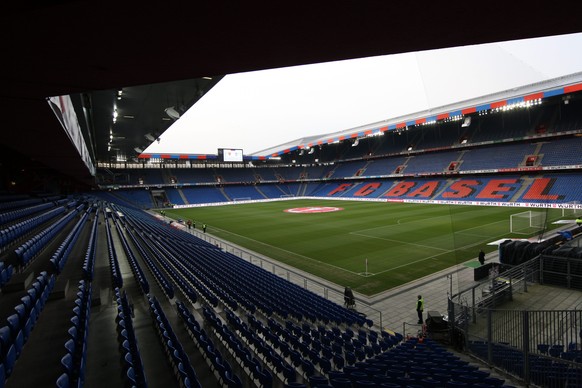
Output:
(448, 256), (582, 387)
(540, 254), (582, 290)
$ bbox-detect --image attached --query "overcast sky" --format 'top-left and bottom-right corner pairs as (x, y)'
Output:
(144, 33), (582, 156)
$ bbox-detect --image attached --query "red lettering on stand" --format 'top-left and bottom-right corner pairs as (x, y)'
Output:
(476, 179), (519, 199)
(384, 182), (416, 197)
(328, 183), (353, 196)
(442, 180), (480, 198)
(522, 178), (564, 201)
(407, 181), (440, 198)
(354, 182), (381, 197)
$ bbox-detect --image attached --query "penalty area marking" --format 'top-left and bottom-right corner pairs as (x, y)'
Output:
(357, 272), (375, 277)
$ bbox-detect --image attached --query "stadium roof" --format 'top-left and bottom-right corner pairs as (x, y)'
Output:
(141, 33), (582, 159)
(2, 1), (582, 187)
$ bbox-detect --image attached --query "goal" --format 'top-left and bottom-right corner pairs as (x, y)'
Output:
(561, 204), (582, 217)
(510, 211), (547, 234)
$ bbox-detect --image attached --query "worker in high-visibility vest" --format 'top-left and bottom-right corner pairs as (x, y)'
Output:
(576, 216), (582, 226)
(416, 295), (424, 324)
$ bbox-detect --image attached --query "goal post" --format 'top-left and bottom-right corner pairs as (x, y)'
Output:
(561, 202), (582, 217)
(510, 211), (547, 234)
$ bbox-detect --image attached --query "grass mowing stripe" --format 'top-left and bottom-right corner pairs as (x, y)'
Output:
(348, 232), (451, 252)
(207, 223), (360, 275)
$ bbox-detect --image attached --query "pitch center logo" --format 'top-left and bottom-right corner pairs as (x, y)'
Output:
(284, 206), (344, 214)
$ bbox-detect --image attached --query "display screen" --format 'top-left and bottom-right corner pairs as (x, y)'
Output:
(220, 148), (243, 162)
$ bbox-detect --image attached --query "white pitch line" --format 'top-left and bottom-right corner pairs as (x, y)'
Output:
(371, 226), (514, 276)
(208, 224), (360, 275)
(349, 232), (450, 252)
(455, 219), (507, 233)
(356, 213), (457, 233)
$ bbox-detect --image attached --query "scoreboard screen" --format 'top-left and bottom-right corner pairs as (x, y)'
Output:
(219, 148), (243, 162)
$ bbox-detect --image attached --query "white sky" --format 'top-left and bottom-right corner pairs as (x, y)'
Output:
(144, 33), (582, 157)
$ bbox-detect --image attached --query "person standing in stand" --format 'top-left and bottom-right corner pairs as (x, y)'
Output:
(416, 295), (424, 324)
(478, 249), (485, 265)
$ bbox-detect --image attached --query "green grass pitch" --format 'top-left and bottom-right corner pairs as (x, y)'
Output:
(162, 200), (566, 296)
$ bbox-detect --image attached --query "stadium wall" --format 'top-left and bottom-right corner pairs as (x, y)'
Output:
(171, 195), (582, 210)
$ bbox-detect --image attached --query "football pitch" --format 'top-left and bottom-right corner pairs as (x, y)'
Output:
(163, 200), (567, 296)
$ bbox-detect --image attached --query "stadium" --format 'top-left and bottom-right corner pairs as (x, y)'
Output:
(2, 3), (582, 388)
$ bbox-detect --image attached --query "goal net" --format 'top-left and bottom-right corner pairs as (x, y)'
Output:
(510, 211), (547, 234)
(561, 203), (582, 217)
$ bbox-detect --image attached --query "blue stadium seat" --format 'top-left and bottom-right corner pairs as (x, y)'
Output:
(13, 330), (24, 357)
(483, 377), (504, 387)
(301, 359), (315, 379)
(446, 381), (469, 388)
(329, 377), (352, 388)
(0, 363), (5, 388)
(125, 366), (137, 387)
(64, 338), (76, 358)
(56, 372), (70, 388)
(224, 370), (243, 388)
(13, 304), (27, 323)
(320, 357), (332, 374)
(61, 353), (74, 376)
(6, 315), (20, 338)
(0, 327), (11, 350)
(258, 368), (273, 388)
(281, 362), (296, 383)
(3, 345), (16, 377)
(309, 375), (329, 386)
